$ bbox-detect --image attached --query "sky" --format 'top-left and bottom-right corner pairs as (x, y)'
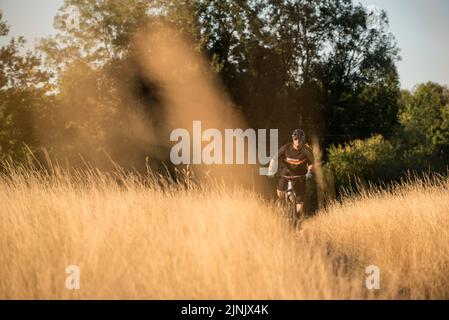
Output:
(0, 0), (448, 89)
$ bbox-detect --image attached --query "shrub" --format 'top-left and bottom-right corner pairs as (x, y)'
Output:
(325, 134), (400, 189)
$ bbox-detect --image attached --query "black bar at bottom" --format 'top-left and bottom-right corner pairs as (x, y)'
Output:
(0, 300), (446, 318)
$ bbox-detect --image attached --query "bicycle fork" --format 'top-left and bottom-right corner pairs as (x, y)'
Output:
(286, 181), (295, 203)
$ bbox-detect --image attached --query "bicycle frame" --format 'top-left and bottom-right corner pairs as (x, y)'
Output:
(286, 180), (296, 201)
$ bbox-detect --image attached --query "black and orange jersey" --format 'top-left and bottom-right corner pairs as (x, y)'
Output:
(275, 143), (314, 176)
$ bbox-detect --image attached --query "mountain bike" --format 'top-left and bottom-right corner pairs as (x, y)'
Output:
(278, 174), (307, 230)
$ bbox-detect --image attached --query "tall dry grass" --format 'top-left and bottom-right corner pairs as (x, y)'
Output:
(0, 164), (448, 299)
(306, 177), (449, 299)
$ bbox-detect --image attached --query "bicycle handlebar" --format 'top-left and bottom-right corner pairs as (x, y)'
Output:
(278, 174), (307, 180)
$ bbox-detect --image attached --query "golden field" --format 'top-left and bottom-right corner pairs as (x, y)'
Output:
(1, 165), (448, 299)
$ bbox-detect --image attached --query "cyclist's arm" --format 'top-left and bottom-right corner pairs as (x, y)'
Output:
(268, 145), (287, 175)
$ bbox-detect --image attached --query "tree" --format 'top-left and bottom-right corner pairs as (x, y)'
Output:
(399, 82), (449, 161)
(161, 1), (401, 147)
(39, 0), (154, 72)
(0, 12), (52, 161)
(36, 1), (168, 168)
(317, 1), (400, 146)
(1, 0), (403, 169)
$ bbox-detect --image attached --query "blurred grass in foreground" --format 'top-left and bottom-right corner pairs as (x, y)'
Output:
(0, 161), (448, 299)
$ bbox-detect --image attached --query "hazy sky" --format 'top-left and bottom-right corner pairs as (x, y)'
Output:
(0, 0), (448, 89)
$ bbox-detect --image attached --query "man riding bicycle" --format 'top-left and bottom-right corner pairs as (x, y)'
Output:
(268, 129), (314, 217)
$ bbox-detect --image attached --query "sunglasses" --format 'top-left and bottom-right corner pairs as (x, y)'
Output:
(292, 136), (300, 141)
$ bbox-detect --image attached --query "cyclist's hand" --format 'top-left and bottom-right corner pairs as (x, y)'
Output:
(266, 168), (277, 179)
(306, 171), (314, 180)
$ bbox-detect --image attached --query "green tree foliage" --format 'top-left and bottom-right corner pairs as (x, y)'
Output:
(399, 82), (449, 152)
(36, 1), (164, 167)
(38, 0), (153, 70)
(0, 12), (52, 161)
(394, 82), (449, 172)
(316, 2), (400, 145)
(35, 0), (400, 146)
(159, 0), (400, 146)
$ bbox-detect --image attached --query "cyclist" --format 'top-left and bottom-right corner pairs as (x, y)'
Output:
(268, 129), (314, 217)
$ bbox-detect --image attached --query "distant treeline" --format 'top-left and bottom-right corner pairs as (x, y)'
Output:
(1, 1), (448, 193)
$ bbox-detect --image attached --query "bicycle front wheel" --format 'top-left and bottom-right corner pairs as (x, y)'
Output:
(285, 195), (297, 227)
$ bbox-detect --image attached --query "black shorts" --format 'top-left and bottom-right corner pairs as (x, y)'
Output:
(277, 177), (306, 203)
